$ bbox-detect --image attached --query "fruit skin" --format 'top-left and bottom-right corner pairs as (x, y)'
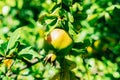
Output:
(47, 29), (72, 50)
(45, 28), (73, 57)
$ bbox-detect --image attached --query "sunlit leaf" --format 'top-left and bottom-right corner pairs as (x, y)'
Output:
(6, 28), (21, 53)
(18, 47), (42, 60)
(17, 0), (23, 9)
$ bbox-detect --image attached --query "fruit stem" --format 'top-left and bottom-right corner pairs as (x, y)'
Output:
(59, 57), (70, 80)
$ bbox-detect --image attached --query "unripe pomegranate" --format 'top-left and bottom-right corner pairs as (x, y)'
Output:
(46, 29), (72, 50)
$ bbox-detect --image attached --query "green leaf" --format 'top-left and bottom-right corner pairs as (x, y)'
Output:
(73, 30), (87, 42)
(45, 15), (57, 19)
(49, 18), (57, 26)
(65, 59), (76, 70)
(20, 27), (36, 46)
(17, 0), (23, 9)
(71, 48), (86, 56)
(6, 28), (21, 53)
(20, 54), (33, 60)
(0, 42), (7, 56)
(67, 12), (74, 23)
(52, 0), (61, 4)
(50, 3), (61, 13)
(73, 39), (90, 49)
(18, 47), (42, 60)
(63, 0), (73, 6)
(84, 39), (91, 47)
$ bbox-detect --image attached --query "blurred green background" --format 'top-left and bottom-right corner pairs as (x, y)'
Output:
(0, 0), (120, 80)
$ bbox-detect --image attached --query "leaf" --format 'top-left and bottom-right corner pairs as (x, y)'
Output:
(0, 51), (4, 56)
(63, 0), (73, 6)
(20, 27), (36, 46)
(73, 39), (90, 49)
(62, 3), (70, 12)
(49, 18), (57, 26)
(6, 28), (21, 53)
(71, 48), (86, 56)
(52, 0), (61, 4)
(17, 0), (23, 9)
(20, 54), (33, 60)
(73, 30), (87, 42)
(65, 59), (76, 70)
(84, 39), (91, 47)
(18, 47), (42, 60)
(45, 15), (57, 19)
(67, 12), (74, 23)
(0, 42), (7, 56)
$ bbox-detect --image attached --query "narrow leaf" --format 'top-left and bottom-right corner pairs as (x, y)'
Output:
(6, 28), (21, 52)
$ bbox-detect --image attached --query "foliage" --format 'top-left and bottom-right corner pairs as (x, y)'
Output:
(0, 0), (120, 80)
